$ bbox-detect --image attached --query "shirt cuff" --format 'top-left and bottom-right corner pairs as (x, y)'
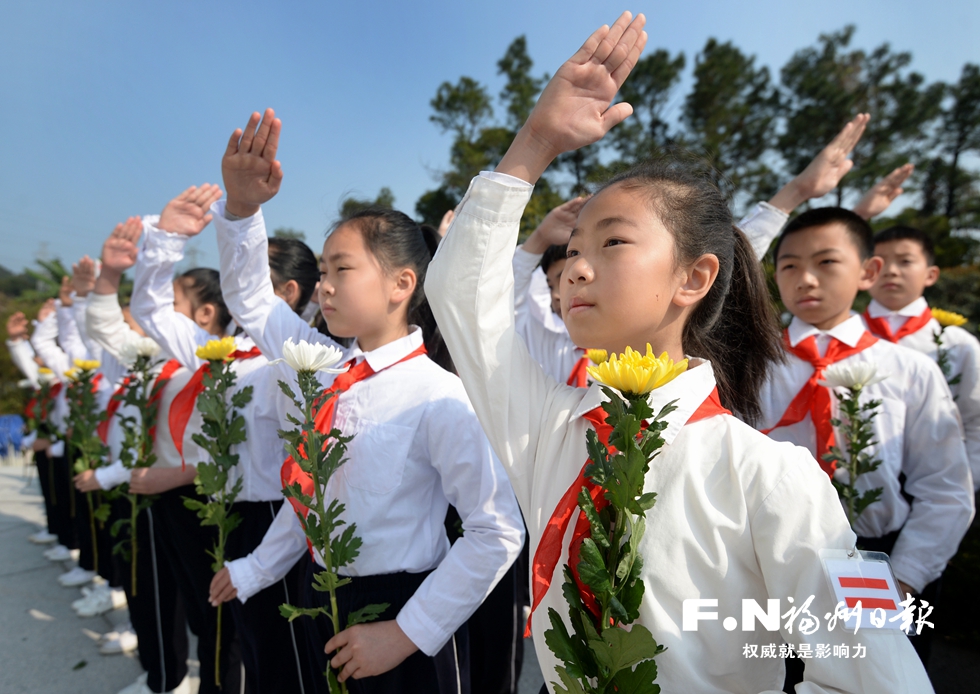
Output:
(514, 245), (544, 269)
(142, 217), (191, 259)
(888, 555), (927, 596)
(479, 170), (535, 190)
(94, 461), (131, 490)
(21, 431), (37, 450)
(211, 200), (266, 238)
(459, 175), (535, 225)
(48, 440), (65, 458)
(396, 593), (453, 656)
(226, 556), (262, 604)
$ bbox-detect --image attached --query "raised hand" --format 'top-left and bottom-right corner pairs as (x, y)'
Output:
(72, 256), (97, 297)
(769, 113), (870, 213)
(158, 184), (223, 236)
(523, 196), (590, 254)
(222, 108), (283, 218)
(6, 312), (29, 341)
(437, 210), (455, 238)
(37, 299), (56, 323)
(852, 163), (914, 220)
(496, 12), (647, 183)
(101, 217), (143, 273)
(58, 276), (73, 307)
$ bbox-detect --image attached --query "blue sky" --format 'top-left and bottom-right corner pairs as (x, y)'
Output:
(1, 0), (977, 273)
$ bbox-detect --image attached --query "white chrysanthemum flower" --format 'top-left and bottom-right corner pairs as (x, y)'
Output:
(269, 338), (348, 374)
(37, 370), (58, 385)
(818, 363), (887, 391)
(833, 467), (851, 485)
(119, 337), (162, 367)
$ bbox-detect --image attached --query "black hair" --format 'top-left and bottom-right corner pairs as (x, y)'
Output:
(600, 159), (783, 423)
(873, 225), (936, 266)
(540, 244), (568, 275)
(335, 208), (454, 372)
(774, 207), (875, 261)
(177, 268), (233, 333)
(268, 237), (320, 312)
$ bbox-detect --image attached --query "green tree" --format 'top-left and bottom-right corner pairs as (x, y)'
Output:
(935, 64), (980, 219)
(273, 227), (306, 241)
(497, 36), (544, 130)
(339, 187), (395, 219)
(683, 38), (780, 203)
(609, 49), (686, 162)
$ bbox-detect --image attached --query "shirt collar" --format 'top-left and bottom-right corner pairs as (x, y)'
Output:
(571, 358), (717, 448)
(348, 326), (425, 372)
(787, 313), (866, 348)
(866, 296), (928, 319)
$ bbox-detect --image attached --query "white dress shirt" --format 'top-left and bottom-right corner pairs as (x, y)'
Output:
(512, 246), (582, 384)
(737, 201), (789, 260)
(86, 291), (204, 475)
(426, 172), (932, 694)
(6, 338), (39, 388)
(212, 200), (525, 657)
(865, 297), (980, 490)
(758, 313), (975, 592)
(30, 309), (69, 437)
(131, 221), (283, 501)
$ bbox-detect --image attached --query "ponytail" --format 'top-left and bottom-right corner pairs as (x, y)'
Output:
(601, 159), (782, 422)
(337, 209), (454, 373)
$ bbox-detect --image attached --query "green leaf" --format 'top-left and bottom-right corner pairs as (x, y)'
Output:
(550, 666), (588, 694)
(346, 602), (390, 627)
(578, 488), (610, 549)
(576, 538), (612, 595)
(587, 624), (663, 676)
(279, 603), (328, 623)
(611, 658), (661, 694)
(544, 608), (584, 672)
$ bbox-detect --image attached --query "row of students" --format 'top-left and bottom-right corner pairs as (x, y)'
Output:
(7, 11), (977, 693)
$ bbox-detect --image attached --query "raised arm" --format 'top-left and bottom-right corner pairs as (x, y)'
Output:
(212, 109), (336, 359)
(6, 312), (40, 386)
(56, 276), (90, 363)
(131, 184), (223, 369)
(740, 113), (871, 260)
(852, 164), (915, 221)
(70, 256), (102, 359)
(88, 219), (147, 359)
(31, 300), (71, 379)
(427, 12), (647, 502)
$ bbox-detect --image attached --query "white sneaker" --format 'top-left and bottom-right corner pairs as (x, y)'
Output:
(100, 627), (138, 654)
(170, 677), (191, 694)
(76, 587), (126, 616)
(71, 585), (103, 610)
(28, 530), (58, 544)
(58, 567), (97, 587)
(44, 544), (71, 561)
(100, 620), (131, 643)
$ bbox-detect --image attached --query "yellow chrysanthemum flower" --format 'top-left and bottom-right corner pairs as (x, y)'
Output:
(64, 367), (80, 381)
(196, 336), (238, 361)
(38, 367), (53, 375)
(586, 349), (608, 365)
(932, 308), (968, 328)
(586, 343), (688, 396)
(73, 359), (101, 371)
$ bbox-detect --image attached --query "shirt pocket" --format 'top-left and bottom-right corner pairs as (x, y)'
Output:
(343, 418), (415, 494)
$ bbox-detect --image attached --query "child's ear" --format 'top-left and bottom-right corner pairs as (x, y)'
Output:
(857, 255), (884, 291)
(194, 303), (217, 329)
(673, 253), (720, 308)
(924, 265), (940, 288)
(390, 267), (418, 306)
(282, 279), (301, 309)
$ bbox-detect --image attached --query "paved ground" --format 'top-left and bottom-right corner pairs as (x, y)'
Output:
(3, 455), (974, 694)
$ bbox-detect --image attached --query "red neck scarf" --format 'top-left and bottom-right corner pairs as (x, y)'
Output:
(526, 386), (731, 636)
(567, 351), (589, 388)
(862, 305), (933, 343)
(97, 376), (132, 444)
(168, 347), (263, 468)
(281, 344), (428, 519)
(98, 359), (182, 445)
(25, 381), (62, 422)
(762, 329), (878, 475)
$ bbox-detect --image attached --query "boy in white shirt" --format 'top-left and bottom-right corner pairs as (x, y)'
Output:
(864, 225), (980, 491)
(759, 206), (974, 666)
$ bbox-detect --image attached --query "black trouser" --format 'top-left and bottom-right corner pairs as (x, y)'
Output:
(227, 499), (313, 694)
(299, 554), (470, 694)
(467, 549), (525, 694)
(50, 452), (77, 549)
(70, 477), (113, 578)
(112, 495), (190, 693)
(155, 485), (243, 694)
(34, 449), (58, 536)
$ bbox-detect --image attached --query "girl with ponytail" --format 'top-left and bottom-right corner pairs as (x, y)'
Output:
(426, 12), (928, 692)
(203, 109), (524, 694)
